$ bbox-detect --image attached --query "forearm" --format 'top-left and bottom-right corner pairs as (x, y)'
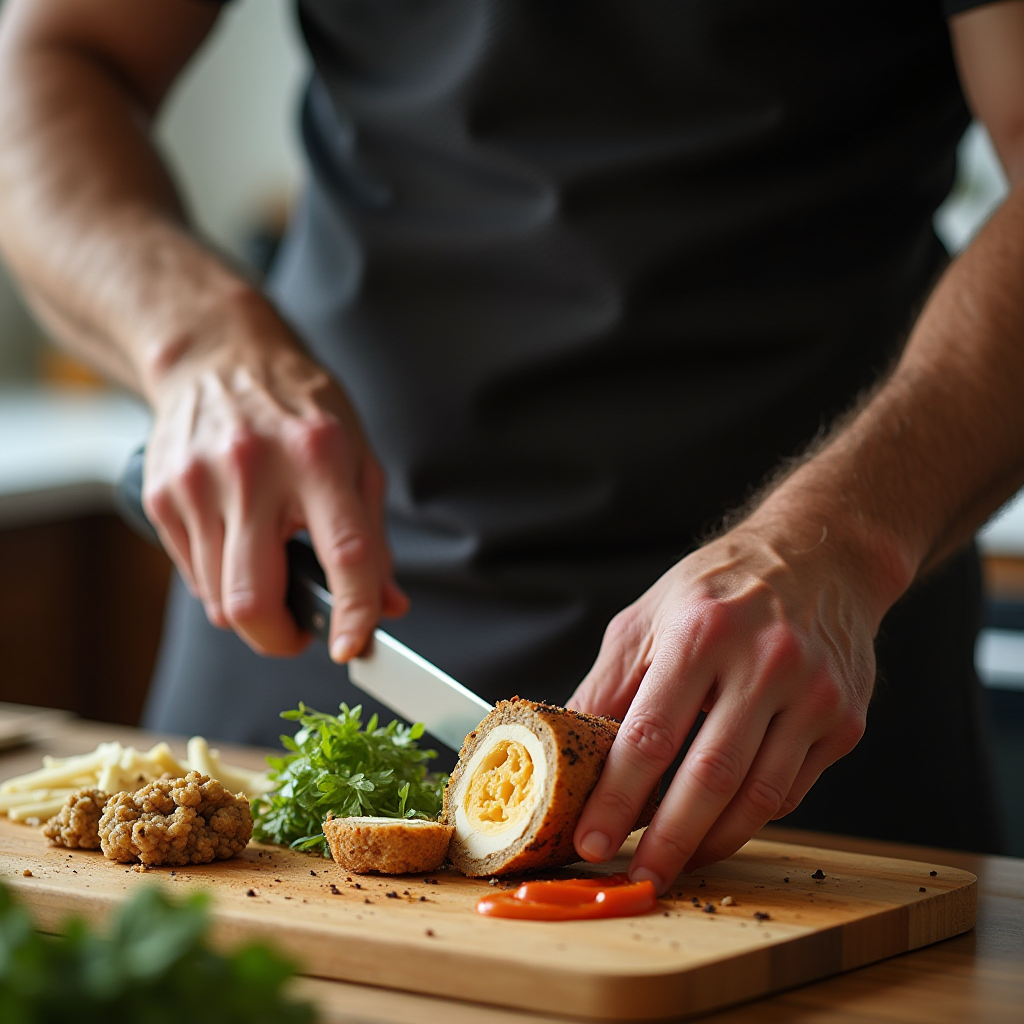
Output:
(0, 37), (254, 399)
(749, 180), (1024, 623)
(571, 194), (1024, 882)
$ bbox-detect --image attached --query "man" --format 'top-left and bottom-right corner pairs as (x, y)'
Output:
(0, 1), (1019, 892)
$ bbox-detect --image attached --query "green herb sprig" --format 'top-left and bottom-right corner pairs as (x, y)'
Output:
(251, 703), (448, 857)
(0, 882), (315, 1024)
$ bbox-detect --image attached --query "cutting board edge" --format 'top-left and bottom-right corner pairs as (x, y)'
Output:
(11, 891), (979, 1022)
(905, 871), (977, 952)
(202, 873), (979, 1022)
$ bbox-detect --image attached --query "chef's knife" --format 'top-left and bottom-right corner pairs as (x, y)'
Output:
(116, 447), (492, 750)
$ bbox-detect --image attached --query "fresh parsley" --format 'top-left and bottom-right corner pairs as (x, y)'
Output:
(251, 703), (448, 857)
(0, 882), (315, 1023)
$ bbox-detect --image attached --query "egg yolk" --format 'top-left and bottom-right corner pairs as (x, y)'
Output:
(464, 740), (534, 831)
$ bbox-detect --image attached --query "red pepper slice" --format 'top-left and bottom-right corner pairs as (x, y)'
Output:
(476, 873), (657, 921)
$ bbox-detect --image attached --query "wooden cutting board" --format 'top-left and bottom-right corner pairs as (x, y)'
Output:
(0, 816), (975, 1020)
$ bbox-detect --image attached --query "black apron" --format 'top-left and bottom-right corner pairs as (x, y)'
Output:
(145, 0), (1005, 853)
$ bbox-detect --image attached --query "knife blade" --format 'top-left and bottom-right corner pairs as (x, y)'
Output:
(117, 447), (493, 749)
(283, 534), (492, 749)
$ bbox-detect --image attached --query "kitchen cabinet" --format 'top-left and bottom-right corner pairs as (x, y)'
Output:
(0, 513), (170, 724)
(0, 386), (167, 724)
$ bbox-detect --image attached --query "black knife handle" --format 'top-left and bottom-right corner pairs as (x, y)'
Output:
(284, 538), (333, 645)
(113, 446), (157, 546)
(116, 446), (333, 645)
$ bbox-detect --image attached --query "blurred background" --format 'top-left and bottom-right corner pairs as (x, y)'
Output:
(0, 2), (1021, 853)
(0, 0), (304, 722)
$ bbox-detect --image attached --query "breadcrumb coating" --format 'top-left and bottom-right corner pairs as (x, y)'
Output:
(99, 771), (252, 867)
(323, 815), (453, 874)
(43, 788), (109, 849)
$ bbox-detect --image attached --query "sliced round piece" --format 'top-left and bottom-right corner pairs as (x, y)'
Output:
(442, 697), (659, 877)
(322, 815), (454, 874)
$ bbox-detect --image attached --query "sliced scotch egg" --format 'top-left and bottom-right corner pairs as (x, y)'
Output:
(442, 697), (659, 877)
(322, 815), (454, 874)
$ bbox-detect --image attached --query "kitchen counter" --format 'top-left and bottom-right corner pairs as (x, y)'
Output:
(0, 385), (150, 527)
(0, 712), (1020, 1024)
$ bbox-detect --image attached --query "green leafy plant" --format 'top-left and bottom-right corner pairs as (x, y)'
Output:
(0, 881), (315, 1024)
(252, 703), (448, 857)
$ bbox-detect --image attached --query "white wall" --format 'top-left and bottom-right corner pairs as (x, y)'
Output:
(156, 0), (308, 256)
(934, 121), (1010, 253)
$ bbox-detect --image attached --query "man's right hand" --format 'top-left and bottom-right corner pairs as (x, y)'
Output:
(143, 291), (408, 661)
(0, 0), (407, 661)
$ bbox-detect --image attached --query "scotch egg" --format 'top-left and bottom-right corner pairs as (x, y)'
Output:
(442, 697), (659, 877)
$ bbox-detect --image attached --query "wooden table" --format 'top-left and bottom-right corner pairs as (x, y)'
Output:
(1, 714), (1021, 1024)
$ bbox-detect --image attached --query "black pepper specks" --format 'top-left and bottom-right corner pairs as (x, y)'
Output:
(811, 869), (825, 880)
(930, 870), (937, 877)
(703, 902), (715, 914)
(246, 889), (257, 897)
(386, 891), (399, 899)
(754, 911), (771, 921)
(919, 887), (926, 893)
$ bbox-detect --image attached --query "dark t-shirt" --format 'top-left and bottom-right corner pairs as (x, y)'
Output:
(147, 0), (1005, 851)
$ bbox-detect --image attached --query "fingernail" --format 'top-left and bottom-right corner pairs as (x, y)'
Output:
(331, 633), (359, 662)
(579, 831), (612, 860)
(629, 866), (663, 893)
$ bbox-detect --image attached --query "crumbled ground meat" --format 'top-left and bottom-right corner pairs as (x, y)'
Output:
(99, 771), (251, 867)
(43, 788), (109, 849)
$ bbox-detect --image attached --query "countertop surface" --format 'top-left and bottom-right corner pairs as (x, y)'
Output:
(0, 712), (1021, 1024)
